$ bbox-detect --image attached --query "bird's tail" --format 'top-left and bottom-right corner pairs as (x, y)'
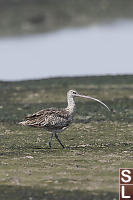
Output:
(18, 121), (27, 126)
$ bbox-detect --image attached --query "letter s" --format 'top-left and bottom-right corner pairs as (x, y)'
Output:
(121, 170), (131, 183)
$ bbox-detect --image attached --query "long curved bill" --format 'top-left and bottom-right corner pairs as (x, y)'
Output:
(76, 94), (110, 111)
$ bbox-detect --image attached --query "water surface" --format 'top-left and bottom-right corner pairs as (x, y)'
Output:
(0, 21), (133, 81)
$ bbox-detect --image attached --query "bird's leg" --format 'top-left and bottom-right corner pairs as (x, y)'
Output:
(55, 133), (65, 148)
(49, 133), (54, 148)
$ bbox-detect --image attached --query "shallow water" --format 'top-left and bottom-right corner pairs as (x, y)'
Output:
(0, 20), (133, 81)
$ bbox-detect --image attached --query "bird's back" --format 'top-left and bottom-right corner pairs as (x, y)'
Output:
(19, 108), (73, 131)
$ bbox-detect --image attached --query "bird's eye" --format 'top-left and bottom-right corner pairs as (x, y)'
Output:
(73, 92), (76, 94)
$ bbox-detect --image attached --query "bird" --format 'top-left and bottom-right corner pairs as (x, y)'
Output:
(19, 90), (110, 148)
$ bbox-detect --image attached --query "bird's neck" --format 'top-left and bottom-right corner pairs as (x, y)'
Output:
(66, 95), (76, 115)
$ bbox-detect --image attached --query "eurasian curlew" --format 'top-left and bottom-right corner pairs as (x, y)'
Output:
(19, 90), (110, 148)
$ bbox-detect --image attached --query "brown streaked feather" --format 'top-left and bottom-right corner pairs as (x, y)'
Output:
(25, 109), (47, 119)
(21, 108), (72, 130)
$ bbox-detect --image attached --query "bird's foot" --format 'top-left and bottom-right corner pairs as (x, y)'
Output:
(49, 142), (52, 149)
(61, 144), (65, 149)
(55, 133), (65, 149)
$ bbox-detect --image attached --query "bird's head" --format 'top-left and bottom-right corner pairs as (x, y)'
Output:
(67, 90), (79, 97)
(67, 89), (110, 111)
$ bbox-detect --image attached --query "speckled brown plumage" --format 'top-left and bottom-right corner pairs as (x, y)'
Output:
(23, 108), (72, 131)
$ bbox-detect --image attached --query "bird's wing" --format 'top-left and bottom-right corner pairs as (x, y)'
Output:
(25, 109), (46, 119)
(24, 108), (71, 128)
